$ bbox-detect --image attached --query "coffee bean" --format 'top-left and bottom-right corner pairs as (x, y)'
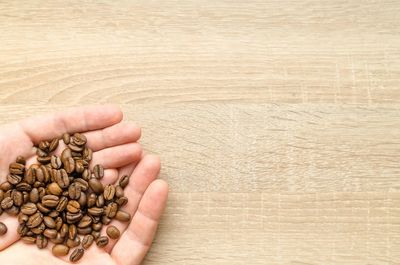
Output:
(18, 213), (29, 224)
(37, 203), (51, 214)
(44, 228), (57, 239)
(39, 141), (50, 151)
(68, 183), (81, 200)
(27, 212), (43, 228)
(47, 182), (62, 196)
(56, 196), (68, 212)
(88, 207), (103, 217)
(88, 178), (103, 194)
(0, 190), (4, 201)
(115, 185), (124, 198)
(37, 156), (51, 164)
(119, 175), (130, 189)
(63, 157), (75, 174)
(54, 217), (63, 231)
(82, 169), (91, 181)
(48, 138), (59, 152)
(16, 156), (26, 165)
(29, 188), (39, 203)
(77, 227), (92, 235)
(68, 224), (77, 240)
(35, 166), (45, 183)
(67, 200), (80, 213)
(96, 194), (105, 208)
(68, 143), (84, 152)
(75, 160), (85, 173)
(101, 216), (111, 225)
(60, 223), (68, 237)
(16, 182), (31, 192)
(66, 212), (83, 224)
(52, 244), (70, 256)
(67, 236), (81, 248)
(36, 234), (48, 249)
(74, 178), (89, 191)
(91, 230), (101, 239)
(31, 221), (45, 234)
(103, 185), (116, 201)
(0, 222), (7, 235)
(6, 205), (20, 215)
(93, 164), (104, 179)
(82, 147), (92, 161)
(1, 197), (13, 209)
(17, 223), (29, 236)
(21, 202), (37, 215)
(62, 133), (71, 145)
(81, 234), (94, 249)
(42, 195), (59, 208)
(22, 236), (36, 244)
(87, 193), (96, 208)
(43, 216), (56, 229)
(106, 225), (120, 239)
(78, 215), (92, 228)
(116, 196), (128, 207)
(9, 162), (25, 175)
(7, 174), (22, 185)
(48, 210), (59, 218)
(105, 202), (118, 218)
(70, 248), (84, 263)
(51, 233), (65, 244)
(0, 182), (12, 192)
(92, 222), (102, 231)
(51, 155), (62, 169)
(78, 192), (87, 208)
(56, 169), (70, 188)
(115, 210), (131, 222)
(12, 190), (23, 206)
(96, 236), (109, 248)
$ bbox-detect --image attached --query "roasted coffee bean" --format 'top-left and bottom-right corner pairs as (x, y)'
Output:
(115, 185), (124, 198)
(36, 147), (48, 158)
(31, 222), (45, 234)
(75, 160), (85, 173)
(0, 181), (12, 191)
(81, 234), (94, 249)
(96, 194), (105, 208)
(63, 157), (75, 174)
(6, 205), (20, 215)
(0, 189), (4, 201)
(38, 187), (46, 200)
(60, 223), (68, 237)
(92, 216), (101, 224)
(42, 195), (59, 208)
(48, 210), (59, 218)
(39, 140), (50, 151)
(82, 169), (91, 181)
(48, 138), (59, 152)
(62, 133), (71, 145)
(41, 165), (51, 183)
(67, 200), (80, 214)
(68, 224), (77, 240)
(105, 202), (118, 218)
(115, 210), (131, 222)
(55, 217), (63, 231)
(96, 236), (109, 248)
(22, 236), (36, 244)
(0, 222), (7, 235)
(82, 147), (92, 161)
(78, 192), (87, 208)
(36, 234), (48, 249)
(106, 225), (120, 239)
(18, 213), (29, 224)
(17, 223), (29, 236)
(16, 182), (31, 192)
(47, 183), (62, 196)
(52, 244), (70, 256)
(72, 133), (87, 146)
(93, 164), (104, 179)
(66, 212), (83, 224)
(1, 197), (13, 209)
(16, 155), (26, 165)
(42, 228), (56, 238)
(37, 156), (51, 164)
(103, 185), (116, 201)
(37, 202), (51, 214)
(9, 162), (25, 175)
(75, 178), (89, 191)
(88, 207), (103, 217)
(51, 155), (62, 169)
(116, 196), (128, 207)
(25, 167), (36, 185)
(68, 183), (81, 200)
(101, 216), (111, 225)
(21, 203), (37, 215)
(119, 175), (130, 189)
(87, 193), (96, 208)
(34, 166), (44, 183)
(56, 196), (68, 212)
(22, 191), (30, 203)
(91, 230), (100, 239)
(29, 188), (39, 203)
(92, 222), (102, 232)
(77, 227), (92, 235)
(78, 215), (92, 228)
(56, 169), (70, 188)
(66, 236), (81, 248)
(12, 190), (23, 206)
(27, 212), (43, 228)
(68, 142), (84, 152)
(7, 174), (22, 185)
(50, 233), (65, 244)
(43, 216), (56, 229)
(70, 248), (84, 263)
(88, 178), (103, 194)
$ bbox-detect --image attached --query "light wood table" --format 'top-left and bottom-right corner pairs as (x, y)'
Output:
(1, 1), (399, 264)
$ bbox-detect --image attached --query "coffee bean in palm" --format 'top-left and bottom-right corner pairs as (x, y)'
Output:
(52, 244), (70, 256)
(83, 147), (92, 161)
(0, 222), (7, 235)
(70, 248), (84, 263)
(82, 234), (94, 249)
(119, 175), (130, 189)
(56, 169), (69, 188)
(93, 164), (104, 179)
(36, 234), (48, 249)
(7, 174), (22, 185)
(88, 178), (103, 194)
(106, 225), (120, 239)
(115, 210), (131, 222)
(96, 236), (109, 248)
(22, 236), (36, 244)
(105, 202), (118, 218)
(115, 185), (124, 198)
(116, 196), (128, 207)
(39, 140), (50, 151)
(16, 182), (31, 192)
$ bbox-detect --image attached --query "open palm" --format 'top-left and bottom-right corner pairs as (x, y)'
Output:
(0, 105), (168, 265)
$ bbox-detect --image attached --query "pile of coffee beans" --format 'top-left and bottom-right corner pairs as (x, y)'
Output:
(0, 133), (131, 262)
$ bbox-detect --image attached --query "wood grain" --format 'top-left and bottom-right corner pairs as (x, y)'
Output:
(0, 0), (399, 264)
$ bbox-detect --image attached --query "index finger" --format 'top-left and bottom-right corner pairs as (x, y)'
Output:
(19, 105), (123, 144)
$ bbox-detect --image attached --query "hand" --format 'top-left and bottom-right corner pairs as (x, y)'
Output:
(0, 105), (168, 265)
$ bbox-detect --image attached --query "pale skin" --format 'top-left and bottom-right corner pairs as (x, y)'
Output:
(0, 105), (168, 265)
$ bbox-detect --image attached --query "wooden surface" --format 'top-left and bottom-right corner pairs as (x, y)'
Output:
(1, 1), (400, 264)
